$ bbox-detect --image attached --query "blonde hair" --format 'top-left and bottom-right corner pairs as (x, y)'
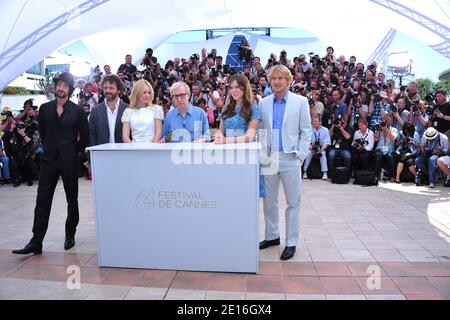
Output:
(268, 64), (293, 84)
(130, 79), (154, 109)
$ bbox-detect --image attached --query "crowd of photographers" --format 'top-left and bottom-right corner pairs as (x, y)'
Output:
(1, 45), (450, 188)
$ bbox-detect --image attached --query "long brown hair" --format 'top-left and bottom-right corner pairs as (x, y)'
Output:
(223, 74), (254, 123)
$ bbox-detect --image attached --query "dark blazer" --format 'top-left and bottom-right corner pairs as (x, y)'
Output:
(38, 99), (89, 165)
(88, 100), (128, 146)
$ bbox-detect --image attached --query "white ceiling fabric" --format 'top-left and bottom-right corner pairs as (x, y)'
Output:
(0, 0), (448, 89)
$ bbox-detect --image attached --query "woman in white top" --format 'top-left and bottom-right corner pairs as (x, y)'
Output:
(122, 79), (164, 143)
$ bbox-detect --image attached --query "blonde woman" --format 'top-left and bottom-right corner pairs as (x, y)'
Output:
(122, 79), (163, 142)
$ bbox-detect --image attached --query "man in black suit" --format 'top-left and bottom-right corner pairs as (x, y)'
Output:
(88, 74), (128, 146)
(12, 72), (89, 255)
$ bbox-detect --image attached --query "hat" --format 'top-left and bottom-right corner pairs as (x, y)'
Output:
(53, 72), (75, 88)
(2, 106), (12, 113)
(424, 127), (438, 140)
(380, 91), (388, 99)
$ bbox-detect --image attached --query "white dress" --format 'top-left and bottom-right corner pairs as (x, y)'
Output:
(121, 105), (164, 142)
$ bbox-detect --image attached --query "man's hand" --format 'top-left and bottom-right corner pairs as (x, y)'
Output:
(18, 128), (26, 137)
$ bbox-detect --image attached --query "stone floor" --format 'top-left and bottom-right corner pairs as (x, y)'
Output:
(0, 178), (449, 300)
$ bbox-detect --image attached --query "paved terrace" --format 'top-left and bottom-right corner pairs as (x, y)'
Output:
(0, 179), (449, 300)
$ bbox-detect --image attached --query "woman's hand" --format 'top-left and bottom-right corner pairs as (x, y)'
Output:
(213, 131), (224, 144)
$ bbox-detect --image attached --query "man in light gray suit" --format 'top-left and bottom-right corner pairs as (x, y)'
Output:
(258, 65), (312, 260)
(88, 75), (128, 146)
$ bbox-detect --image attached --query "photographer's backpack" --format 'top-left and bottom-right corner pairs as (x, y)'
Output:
(354, 170), (378, 186)
(305, 157), (323, 179)
(331, 167), (351, 184)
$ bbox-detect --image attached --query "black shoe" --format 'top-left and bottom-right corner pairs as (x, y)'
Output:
(444, 177), (450, 187)
(259, 238), (280, 249)
(280, 246), (296, 260)
(27, 180), (33, 186)
(64, 237), (75, 250)
(12, 242), (42, 255)
(13, 179), (20, 187)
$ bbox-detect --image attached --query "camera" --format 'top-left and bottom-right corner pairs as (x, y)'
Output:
(16, 123), (26, 130)
(0, 111), (13, 121)
(391, 104), (398, 113)
(202, 87), (211, 94)
(352, 138), (368, 150)
(308, 97), (315, 106)
(424, 93), (435, 104)
(311, 140), (322, 158)
(400, 85), (407, 92)
(373, 93), (381, 103)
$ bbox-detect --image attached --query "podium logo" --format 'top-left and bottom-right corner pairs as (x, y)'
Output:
(134, 188), (218, 211)
(135, 188), (155, 211)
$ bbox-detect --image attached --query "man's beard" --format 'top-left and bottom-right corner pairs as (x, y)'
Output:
(105, 92), (118, 101)
(56, 91), (67, 99)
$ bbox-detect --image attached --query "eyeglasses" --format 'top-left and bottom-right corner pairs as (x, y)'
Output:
(172, 93), (188, 100)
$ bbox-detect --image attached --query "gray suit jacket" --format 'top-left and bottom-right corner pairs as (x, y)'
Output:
(88, 100), (128, 146)
(259, 91), (312, 164)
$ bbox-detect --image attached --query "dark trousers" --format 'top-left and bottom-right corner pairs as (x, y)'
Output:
(328, 148), (352, 173)
(31, 161), (79, 245)
(373, 150), (396, 178)
(10, 156), (38, 182)
(352, 150), (371, 171)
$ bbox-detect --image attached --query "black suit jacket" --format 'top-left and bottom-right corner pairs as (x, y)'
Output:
(88, 100), (128, 146)
(38, 99), (89, 165)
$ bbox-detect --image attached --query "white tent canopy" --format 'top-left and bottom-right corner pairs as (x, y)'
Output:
(0, 0), (449, 89)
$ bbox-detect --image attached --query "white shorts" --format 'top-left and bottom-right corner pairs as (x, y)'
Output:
(439, 155), (450, 167)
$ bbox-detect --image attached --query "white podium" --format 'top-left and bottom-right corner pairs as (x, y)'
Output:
(87, 142), (260, 273)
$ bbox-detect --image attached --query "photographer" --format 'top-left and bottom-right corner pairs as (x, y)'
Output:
(408, 99), (429, 139)
(394, 81), (421, 109)
(414, 127), (449, 188)
(140, 48), (155, 69)
(117, 71), (131, 104)
(368, 91), (390, 132)
(79, 82), (98, 110)
(257, 76), (272, 98)
(373, 114), (398, 181)
(0, 137), (11, 184)
(393, 122), (420, 183)
(391, 98), (409, 131)
(237, 40), (253, 65)
(117, 54), (137, 82)
(352, 119), (375, 171)
(323, 46), (337, 64)
(437, 153), (450, 187)
(196, 98), (214, 127)
(295, 54), (312, 76)
(329, 89), (347, 119)
(302, 116), (331, 180)
(434, 89), (450, 134)
(309, 90), (324, 120)
(279, 50), (290, 66)
(8, 121), (38, 187)
(347, 93), (368, 130)
(328, 115), (353, 175)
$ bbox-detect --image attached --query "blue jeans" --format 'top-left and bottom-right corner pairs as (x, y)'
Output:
(0, 155), (10, 179)
(328, 148), (352, 173)
(415, 154), (439, 184)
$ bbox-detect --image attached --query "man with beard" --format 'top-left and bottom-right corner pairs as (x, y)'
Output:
(88, 75), (128, 146)
(12, 72), (89, 255)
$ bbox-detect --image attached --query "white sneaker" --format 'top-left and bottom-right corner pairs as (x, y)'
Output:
(303, 172), (308, 179)
(322, 172), (328, 180)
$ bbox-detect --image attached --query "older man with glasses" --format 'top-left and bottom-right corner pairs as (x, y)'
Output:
(162, 82), (210, 143)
